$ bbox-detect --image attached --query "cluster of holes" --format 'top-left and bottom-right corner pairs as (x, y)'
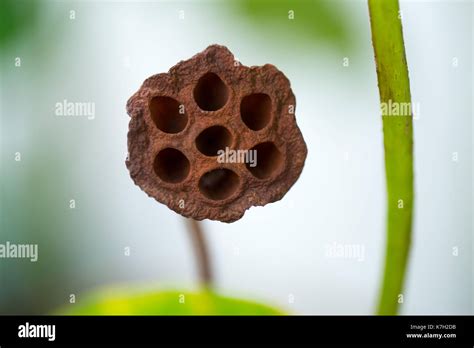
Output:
(150, 72), (282, 201)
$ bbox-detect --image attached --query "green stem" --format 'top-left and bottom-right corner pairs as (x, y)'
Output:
(368, 0), (414, 315)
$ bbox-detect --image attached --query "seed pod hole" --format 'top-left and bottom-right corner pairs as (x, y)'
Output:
(149, 96), (188, 134)
(196, 125), (232, 156)
(193, 72), (229, 111)
(199, 168), (240, 200)
(154, 148), (190, 183)
(246, 142), (283, 179)
(240, 93), (272, 131)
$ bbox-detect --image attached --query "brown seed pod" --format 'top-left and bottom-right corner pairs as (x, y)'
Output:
(126, 45), (307, 223)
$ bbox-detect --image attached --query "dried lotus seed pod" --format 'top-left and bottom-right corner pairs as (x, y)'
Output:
(126, 45), (307, 223)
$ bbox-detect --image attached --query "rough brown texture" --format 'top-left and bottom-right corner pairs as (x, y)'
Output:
(126, 45), (307, 223)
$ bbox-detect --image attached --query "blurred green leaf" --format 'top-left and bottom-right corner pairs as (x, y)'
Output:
(0, 0), (39, 49)
(235, 0), (353, 51)
(59, 289), (284, 315)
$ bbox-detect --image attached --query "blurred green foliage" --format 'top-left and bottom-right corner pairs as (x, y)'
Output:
(235, 0), (354, 51)
(0, 153), (74, 314)
(0, 0), (78, 315)
(60, 289), (284, 315)
(0, 0), (39, 49)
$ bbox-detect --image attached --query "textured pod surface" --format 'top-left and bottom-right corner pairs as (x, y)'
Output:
(126, 45), (307, 223)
